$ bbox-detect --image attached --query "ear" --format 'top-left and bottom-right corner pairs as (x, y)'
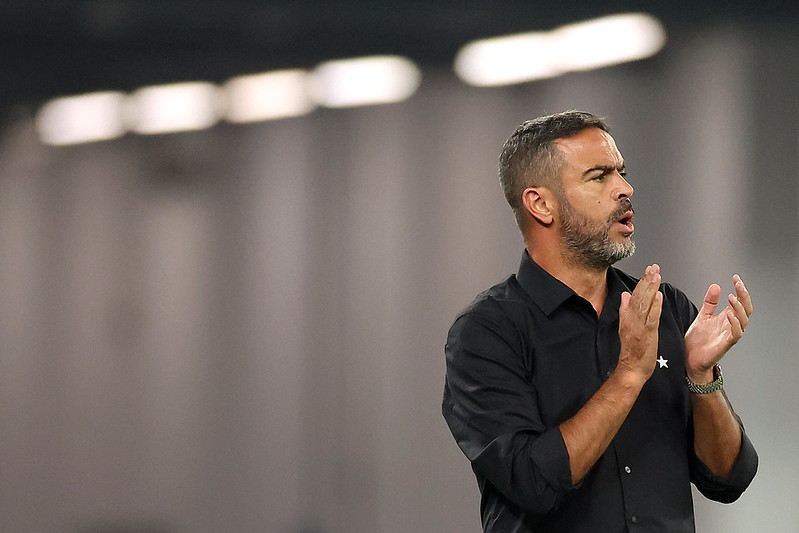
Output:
(522, 186), (556, 225)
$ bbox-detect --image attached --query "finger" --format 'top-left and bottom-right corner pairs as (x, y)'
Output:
(646, 291), (663, 328)
(699, 284), (721, 318)
(727, 309), (743, 342)
(631, 265), (660, 313)
(733, 275), (754, 317)
(728, 292), (749, 330)
(628, 269), (649, 308)
(631, 265), (653, 294)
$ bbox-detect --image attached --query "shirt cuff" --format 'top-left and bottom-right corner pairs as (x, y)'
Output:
(692, 426), (758, 503)
(532, 427), (575, 492)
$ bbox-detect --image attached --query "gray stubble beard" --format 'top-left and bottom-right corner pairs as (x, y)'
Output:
(558, 196), (636, 271)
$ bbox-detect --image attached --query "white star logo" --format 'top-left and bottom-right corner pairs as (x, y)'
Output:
(657, 356), (669, 369)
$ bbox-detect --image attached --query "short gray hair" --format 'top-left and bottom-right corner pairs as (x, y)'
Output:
(498, 110), (609, 229)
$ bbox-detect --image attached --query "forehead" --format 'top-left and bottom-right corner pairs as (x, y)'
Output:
(553, 127), (623, 170)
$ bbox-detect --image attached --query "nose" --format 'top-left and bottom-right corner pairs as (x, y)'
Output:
(615, 174), (634, 200)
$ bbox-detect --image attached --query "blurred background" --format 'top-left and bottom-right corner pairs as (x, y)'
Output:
(0, 1), (797, 532)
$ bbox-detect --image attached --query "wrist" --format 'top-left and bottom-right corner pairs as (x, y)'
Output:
(611, 365), (649, 391)
(686, 365), (723, 394)
(686, 365), (715, 385)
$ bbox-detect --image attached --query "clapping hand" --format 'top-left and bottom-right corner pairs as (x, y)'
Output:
(684, 275), (753, 383)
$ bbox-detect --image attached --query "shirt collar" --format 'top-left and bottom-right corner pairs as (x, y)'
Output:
(516, 250), (575, 316)
(515, 249), (631, 316)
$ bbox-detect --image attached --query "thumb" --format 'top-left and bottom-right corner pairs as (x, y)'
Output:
(699, 284), (721, 317)
(620, 291), (631, 312)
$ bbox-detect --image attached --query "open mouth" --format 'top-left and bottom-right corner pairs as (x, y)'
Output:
(617, 211), (635, 233)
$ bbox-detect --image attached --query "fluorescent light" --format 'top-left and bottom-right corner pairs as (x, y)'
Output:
(553, 13), (667, 71)
(36, 91), (126, 145)
(454, 12), (667, 87)
(127, 82), (220, 135)
(454, 33), (562, 87)
(308, 55), (421, 108)
(223, 69), (315, 123)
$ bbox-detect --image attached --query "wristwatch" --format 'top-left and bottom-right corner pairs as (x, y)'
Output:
(685, 365), (723, 394)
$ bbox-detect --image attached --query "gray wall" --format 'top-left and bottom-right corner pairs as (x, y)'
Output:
(0, 23), (796, 532)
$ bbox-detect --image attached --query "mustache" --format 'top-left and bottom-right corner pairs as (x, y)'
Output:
(609, 198), (634, 222)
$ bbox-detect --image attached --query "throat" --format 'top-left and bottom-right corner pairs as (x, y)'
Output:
(589, 294), (606, 316)
(559, 267), (609, 316)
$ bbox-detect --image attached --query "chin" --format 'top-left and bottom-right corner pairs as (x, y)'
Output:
(607, 240), (636, 264)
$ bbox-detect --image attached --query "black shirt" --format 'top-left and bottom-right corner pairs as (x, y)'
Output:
(442, 251), (758, 532)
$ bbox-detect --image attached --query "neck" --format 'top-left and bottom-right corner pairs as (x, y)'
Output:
(561, 265), (609, 315)
(526, 242), (609, 315)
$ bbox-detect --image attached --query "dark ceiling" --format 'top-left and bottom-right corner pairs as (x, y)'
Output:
(1, 0), (797, 108)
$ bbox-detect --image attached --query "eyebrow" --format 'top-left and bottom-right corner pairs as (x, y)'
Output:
(582, 163), (626, 177)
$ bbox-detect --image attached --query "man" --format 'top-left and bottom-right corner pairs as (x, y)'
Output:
(442, 110), (758, 532)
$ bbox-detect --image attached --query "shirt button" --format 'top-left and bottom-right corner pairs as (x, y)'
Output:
(605, 369), (612, 379)
(631, 515), (639, 523)
(624, 466), (632, 474)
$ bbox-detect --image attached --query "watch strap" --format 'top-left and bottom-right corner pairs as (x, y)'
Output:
(686, 365), (723, 394)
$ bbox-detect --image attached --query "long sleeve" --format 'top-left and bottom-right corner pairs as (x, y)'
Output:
(442, 309), (575, 517)
(688, 395), (759, 503)
(665, 285), (759, 503)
